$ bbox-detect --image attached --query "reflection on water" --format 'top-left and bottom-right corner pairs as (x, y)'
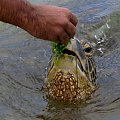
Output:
(0, 0), (120, 120)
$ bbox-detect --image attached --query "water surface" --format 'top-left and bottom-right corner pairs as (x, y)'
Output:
(0, 0), (120, 120)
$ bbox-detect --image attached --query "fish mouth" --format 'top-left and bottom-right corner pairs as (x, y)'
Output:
(62, 48), (77, 56)
(62, 48), (85, 73)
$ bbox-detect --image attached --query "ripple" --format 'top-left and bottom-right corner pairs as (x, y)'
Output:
(0, 0), (120, 120)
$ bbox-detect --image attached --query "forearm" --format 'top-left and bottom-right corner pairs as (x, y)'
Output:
(0, 0), (34, 29)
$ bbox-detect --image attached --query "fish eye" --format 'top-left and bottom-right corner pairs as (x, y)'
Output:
(84, 47), (92, 53)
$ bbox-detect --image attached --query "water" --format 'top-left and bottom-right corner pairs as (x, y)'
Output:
(0, 0), (120, 120)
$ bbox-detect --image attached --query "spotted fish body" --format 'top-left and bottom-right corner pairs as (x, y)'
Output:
(46, 38), (96, 101)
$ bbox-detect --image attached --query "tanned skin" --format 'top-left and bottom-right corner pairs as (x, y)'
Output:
(0, 0), (78, 44)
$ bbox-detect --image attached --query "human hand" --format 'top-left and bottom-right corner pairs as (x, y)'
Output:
(26, 4), (78, 44)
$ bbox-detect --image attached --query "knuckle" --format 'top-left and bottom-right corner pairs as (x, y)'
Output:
(62, 8), (71, 16)
(62, 8), (70, 13)
(55, 28), (63, 35)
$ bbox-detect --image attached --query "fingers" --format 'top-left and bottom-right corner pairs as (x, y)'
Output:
(55, 20), (77, 44)
(47, 28), (69, 45)
(62, 8), (78, 26)
(58, 30), (70, 45)
(68, 13), (78, 26)
(65, 22), (76, 38)
(64, 12), (77, 39)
